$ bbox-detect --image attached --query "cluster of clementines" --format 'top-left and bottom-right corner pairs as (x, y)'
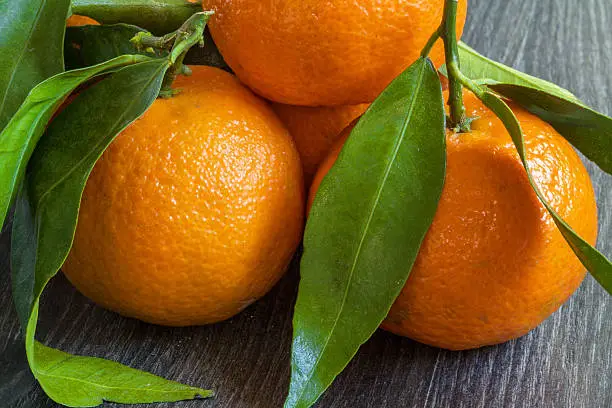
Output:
(64, 0), (597, 350)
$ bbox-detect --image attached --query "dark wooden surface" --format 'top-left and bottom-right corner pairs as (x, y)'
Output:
(1, 0), (612, 407)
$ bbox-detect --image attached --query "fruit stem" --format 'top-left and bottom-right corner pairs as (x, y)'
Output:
(131, 11), (213, 98)
(441, 0), (470, 133)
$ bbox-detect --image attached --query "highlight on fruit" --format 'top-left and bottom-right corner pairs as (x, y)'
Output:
(0, 0), (609, 407)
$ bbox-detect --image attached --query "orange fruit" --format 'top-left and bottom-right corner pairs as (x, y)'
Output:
(205, 0), (468, 106)
(272, 103), (369, 186)
(66, 15), (100, 27)
(62, 66), (305, 327)
(309, 89), (598, 350)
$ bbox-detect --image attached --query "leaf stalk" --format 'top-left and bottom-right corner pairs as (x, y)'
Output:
(420, 27), (441, 58)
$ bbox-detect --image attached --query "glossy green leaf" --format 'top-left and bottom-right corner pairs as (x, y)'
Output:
(71, 0), (202, 34)
(456, 42), (581, 103)
(475, 90), (612, 295)
(286, 57), (446, 408)
(0, 0), (70, 129)
(65, 24), (156, 70)
(484, 84), (612, 174)
(33, 341), (212, 407)
(11, 58), (213, 406)
(0, 55), (149, 232)
(454, 42), (612, 174)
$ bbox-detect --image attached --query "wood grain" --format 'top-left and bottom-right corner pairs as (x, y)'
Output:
(1, 0), (611, 407)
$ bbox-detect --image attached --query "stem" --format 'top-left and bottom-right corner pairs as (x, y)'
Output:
(159, 11), (213, 97)
(130, 11), (213, 97)
(71, 0), (203, 35)
(441, 0), (470, 132)
(130, 31), (177, 54)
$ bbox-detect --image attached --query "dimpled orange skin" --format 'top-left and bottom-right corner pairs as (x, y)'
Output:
(272, 103), (369, 186)
(62, 66), (305, 327)
(310, 90), (598, 350)
(205, 0), (467, 106)
(66, 15), (100, 26)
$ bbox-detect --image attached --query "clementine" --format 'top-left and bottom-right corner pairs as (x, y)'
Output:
(309, 90), (598, 350)
(62, 66), (305, 327)
(205, 0), (468, 106)
(272, 103), (369, 186)
(66, 15), (100, 27)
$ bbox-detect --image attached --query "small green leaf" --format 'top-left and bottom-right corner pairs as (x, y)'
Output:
(11, 58), (213, 406)
(475, 90), (612, 295)
(65, 24), (157, 70)
(453, 42), (612, 174)
(286, 57), (446, 408)
(71, 0), (203, 35)
(0, 0), (71, 129)
(0, 55), (150, 232)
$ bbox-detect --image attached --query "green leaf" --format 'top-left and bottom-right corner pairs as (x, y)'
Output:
(454, 42), (612, 174)
(484, 84), (612, 174)
(33, 341), (212, 407)
(455, 42), (581, 103)
(11, 58), (213, 406)
(286, 57), (446, 408)
(0, 55), (150, 233)
(475, 90), (612, 295)
(0, 0), (71, 129)
(65, 24), (157, 70)
(71, 0), (203, 35)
